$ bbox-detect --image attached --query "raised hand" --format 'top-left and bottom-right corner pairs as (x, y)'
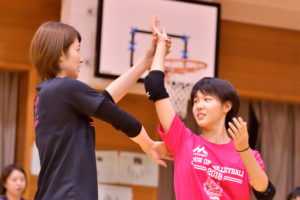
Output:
(227, 117), (250, 152)
(145, 16), (171, 61)
(152, 16), (169, 42)
(152, 16), (171, 53)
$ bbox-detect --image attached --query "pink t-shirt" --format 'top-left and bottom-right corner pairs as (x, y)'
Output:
(158, 115), (265, 200)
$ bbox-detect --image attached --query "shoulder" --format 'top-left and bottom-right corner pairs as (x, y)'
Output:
(251, 149), (261, 157)
(37, 77), (90, 91)
(61, 77), (88, 87)
(251, 149), (265, 168)
(159, 114), (189, 135)
(61, 78), (94, 92)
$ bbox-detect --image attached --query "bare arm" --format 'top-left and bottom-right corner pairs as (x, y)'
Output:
(106, 49), (154, 103)
(238, 148), (268, 191)
(149, 16), (176, 132)
(228, 117), (269, 192)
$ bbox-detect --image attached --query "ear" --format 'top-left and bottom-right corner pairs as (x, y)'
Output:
(223, 101), (232, 113)
(59, 51), (66, 62)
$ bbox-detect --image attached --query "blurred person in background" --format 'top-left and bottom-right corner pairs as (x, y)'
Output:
(0, 164), (27, 200)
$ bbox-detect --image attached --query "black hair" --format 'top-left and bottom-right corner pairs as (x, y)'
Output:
(287, 187), (300, 200)
(191, 77), (240, 129)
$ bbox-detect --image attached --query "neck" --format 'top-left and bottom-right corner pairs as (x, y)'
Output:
(201, 120), (230, 144)
(6, 192), (22, 200)
(56, 72), (66, 78)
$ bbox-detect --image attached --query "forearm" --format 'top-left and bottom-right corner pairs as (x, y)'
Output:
(130, 126), (153, 153)
(150, 42), (166, 71)
(239, 150), (268, 191)
(106, 54), (153, 103)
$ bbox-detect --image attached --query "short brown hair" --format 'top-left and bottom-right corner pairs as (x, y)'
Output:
(0, 164), (27, 195)
(29, 22), (81, 80)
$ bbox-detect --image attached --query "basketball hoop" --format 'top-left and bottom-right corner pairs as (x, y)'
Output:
(164, 58), (207, 119)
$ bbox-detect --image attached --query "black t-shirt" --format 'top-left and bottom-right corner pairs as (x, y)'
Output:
(34, 77), (105, 200)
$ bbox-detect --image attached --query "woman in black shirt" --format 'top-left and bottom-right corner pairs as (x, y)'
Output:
(29, 19), (171, 200)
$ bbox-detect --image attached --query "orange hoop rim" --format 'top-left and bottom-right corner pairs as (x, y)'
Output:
(164, 58), (207, 74)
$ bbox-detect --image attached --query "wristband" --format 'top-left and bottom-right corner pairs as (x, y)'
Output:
(237, 146), (250, 152)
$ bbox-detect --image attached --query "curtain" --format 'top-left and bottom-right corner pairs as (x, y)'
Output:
(252, 101), (300, 200)
(0, 72), (18, 172)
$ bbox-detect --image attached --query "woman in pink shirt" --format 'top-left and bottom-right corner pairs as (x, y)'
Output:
(144, 16), (276, 200)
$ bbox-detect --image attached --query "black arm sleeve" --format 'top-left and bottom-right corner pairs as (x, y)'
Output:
(102, 90), (115, 103)
(94, 98), (142, 138)
(253, 180), (276, 200)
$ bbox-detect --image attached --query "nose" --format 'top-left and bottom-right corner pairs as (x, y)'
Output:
(16, 180), (23, 186)
(195, 100), (204, 109)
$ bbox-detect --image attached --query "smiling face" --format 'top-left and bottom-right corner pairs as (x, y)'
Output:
(4, 169), (26, 198)
(191, 77), (240, 130)
(57, 38), (83, 79)
(192, 90), (231, 129)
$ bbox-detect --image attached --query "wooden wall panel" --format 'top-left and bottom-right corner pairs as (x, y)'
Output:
(219, 21), (300, 103)
(0, 0), (61, 63)
(15, 72), (29, 166)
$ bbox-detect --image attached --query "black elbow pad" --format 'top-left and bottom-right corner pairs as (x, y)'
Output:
(144, 70), (169, 102)
(253, 180), (276, 200)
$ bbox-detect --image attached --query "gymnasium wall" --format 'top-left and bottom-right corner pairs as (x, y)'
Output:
(0, 0), (300, 199)
(219, 21), (300, 104)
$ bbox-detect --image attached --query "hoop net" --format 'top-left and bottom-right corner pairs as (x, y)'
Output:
(164, 58), (207, 119)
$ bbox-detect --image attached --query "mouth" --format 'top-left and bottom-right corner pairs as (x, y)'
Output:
(196, 113), (206, 120)
(16, 188), (23, 192)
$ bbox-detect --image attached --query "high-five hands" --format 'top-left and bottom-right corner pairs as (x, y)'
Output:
(145, 16), (171, 59)
(151, 15), (171, 55)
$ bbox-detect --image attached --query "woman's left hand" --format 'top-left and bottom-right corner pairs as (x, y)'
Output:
(227, 117), (250, 152)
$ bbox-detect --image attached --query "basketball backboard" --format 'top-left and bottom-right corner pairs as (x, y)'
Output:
(95, 0), (220, 80)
